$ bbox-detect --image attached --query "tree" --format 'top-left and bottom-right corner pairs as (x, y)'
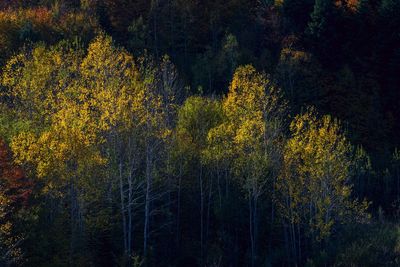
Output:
(4, 34), (142, 265)
(207, 65), (287, 266)
(2, 39), (84, 123)
(79, 34), (144, 264)
(277, 107), (369, 264)
(174, 95), (223, 263)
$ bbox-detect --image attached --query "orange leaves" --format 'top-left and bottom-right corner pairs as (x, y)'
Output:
(334, 0), (360, 12)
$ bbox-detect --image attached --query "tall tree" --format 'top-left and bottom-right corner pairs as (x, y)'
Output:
(277, 107), (369, 264)
(207, 65), (287, 266)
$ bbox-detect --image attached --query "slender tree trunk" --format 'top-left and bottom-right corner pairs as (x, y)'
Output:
(217, 167), (222, 210)
(225, 168), (229, 198)
(205, 176), (213, 259)
(216, 167), (224, 247)
(68, 169), (84, 267)
(254, 196), (258, 266)
(176, 165), (182, 249)
(127, 170), (133, 259)
(297, 223), (301, 263)
(69, 178), (75, 267)
(291, 221), (297, 267)
(143, 144), (152, 259)
(199, 165), (204, 264)
(249, 192), (255, 267)
(283, 223), (291, 266)
(119, 162), (128, 258)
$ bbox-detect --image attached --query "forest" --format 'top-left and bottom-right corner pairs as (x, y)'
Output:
(0, 0), (399, 266)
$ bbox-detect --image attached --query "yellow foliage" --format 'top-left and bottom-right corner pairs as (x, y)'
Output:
(4, 34), (171, 193)
(279, 107), (369, 240)
(206, 65), (286, 195)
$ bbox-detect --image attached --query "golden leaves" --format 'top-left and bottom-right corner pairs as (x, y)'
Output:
(280, 107), (368, 240)
(205, 65), (286, 194)
(3, 34), (173, 187)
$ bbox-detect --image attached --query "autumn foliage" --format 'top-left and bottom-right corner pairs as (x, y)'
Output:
(0, 138), (32, 208)
(0, 0), (399, 266)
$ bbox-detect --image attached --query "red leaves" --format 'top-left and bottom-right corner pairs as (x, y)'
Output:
(0, 138), (33, 208)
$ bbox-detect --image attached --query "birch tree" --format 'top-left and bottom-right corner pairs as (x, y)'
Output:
(207, 65), (286, 267)
(277, 107), (369, 264)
